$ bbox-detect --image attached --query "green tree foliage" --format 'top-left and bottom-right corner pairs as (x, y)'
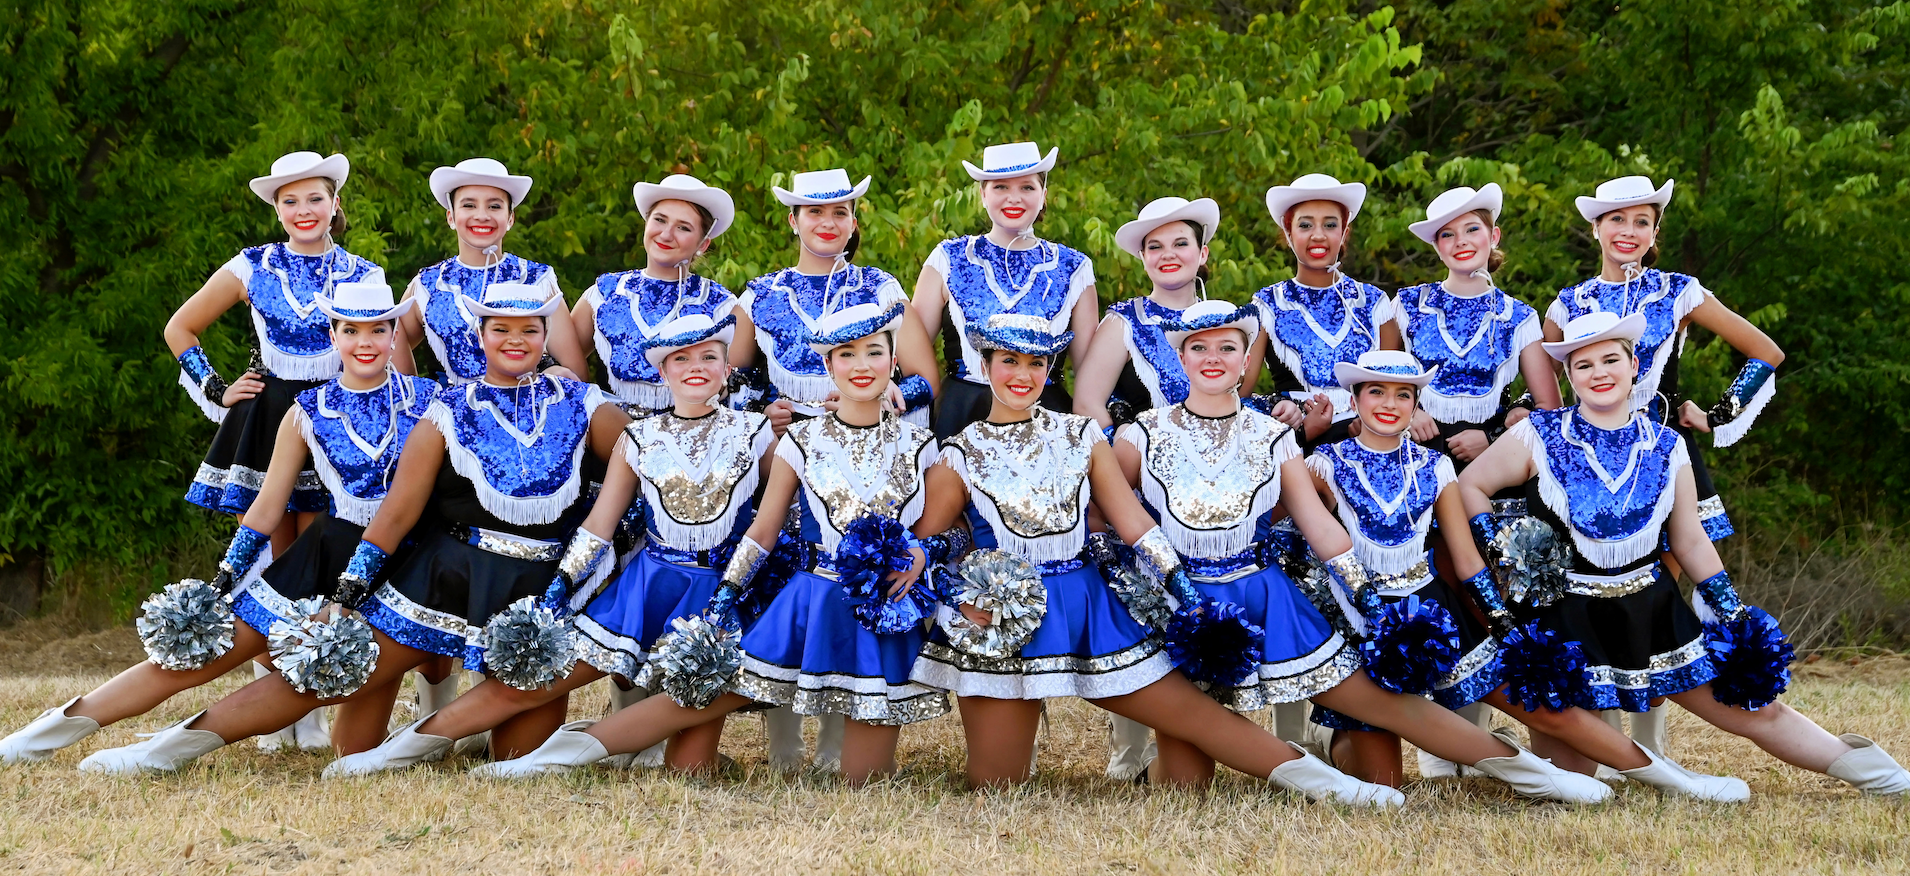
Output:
(2, 0), (1905, 584)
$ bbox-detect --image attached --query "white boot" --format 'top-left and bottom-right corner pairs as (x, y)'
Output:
(1105, 714), (1156, 782)
(1617, 744), (1749, 802)
(1269, 742), (1405, 808)
(469, 721), (608, 779)
(1418, 702), (1490, 779)
(1470, 729), (1613, 804)
(0, 697), (100, 764)
(600, 682), (665, 769)
(1270, 701), (1312, 746)
(814, 713), (846, 773)
(77, 712), (226, 774)
(1630, 704), (1668, 755)
(764, 706), (806, 771)
(1827, 735), (1910, 796)
(415, 671), (488, 757)
(1591, 710), (1626, 781)
(254, 663), (297, 752)
(323, 715), (454, 778)
(289, 709), (332, 751)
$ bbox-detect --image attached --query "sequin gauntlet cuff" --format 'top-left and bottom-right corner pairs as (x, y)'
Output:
(720, 536), (770, 590)
(213, 524), (272, 594)
(178, 345), (229, 408)
(1459, 567), (1516, 636)
(1708, 359), (1775, 428)
(1695, 569), (1746, 622)
(544, 529), (612, 613)
(920, 527), (972, 566)
(896, 374), (933, 413)
(1133, 527), (1201, 606)
(1324, 550), (1383, 620)
(1469, 513), (1501, 556)
(333, 540), (390, 609)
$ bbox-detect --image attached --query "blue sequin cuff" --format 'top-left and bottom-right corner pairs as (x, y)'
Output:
(178, 345), (228, 406)
(221, 524), (271, 577)
(334, 540), (389, 608)
(897, 374), (933, 412)
(1696, 569), (1745, 620)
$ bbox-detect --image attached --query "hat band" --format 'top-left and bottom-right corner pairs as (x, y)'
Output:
(798, 188), (855, 200)
(1367, 364), (1421, 376)
(984, 160), (1041, 173)
(974, 326), (1070, 355)
(481, 299), (549, 312)
(330, 306), (393, 318)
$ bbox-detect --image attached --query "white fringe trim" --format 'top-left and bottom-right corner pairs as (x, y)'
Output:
(293, 405), (383, 526)
(416, 278), (477, 383)
(1306, 453), (1440, 576)
(249, 307), (342, 380)
(1709, 375), (1775, 449)
(606, 377), (674, 411)
(939, 448), (1085, 563)
(425, 385), (609, 526)
(1130, 420), (1285, 559)
(1512, 417), (1690, 570)
(1418, 387), (1508, 425)
(178, 370), (227, 424)
(763, 353), (839, 406)
(1690, 588), (1721, 626)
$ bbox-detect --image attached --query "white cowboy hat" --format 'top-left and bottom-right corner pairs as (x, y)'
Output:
(1408, 183), (1504, 245)
(1163, 300), (1259, 349)
(805, 301), (908, 358)
(633, 173), (736, 240)
(1265, 173), (1366, 225)
(965, 312), (1073, 359)
(463, 281), (565, 319)
(249, 151), (350, 204)
(315, 274), (412, 323)
(1575, 176), (1674, 223)
(642, 312), (737, 370)
(772, 168), (872, 206)
(429, 157), (534, 210)
(962, 141), (1060, 181)
(1542, 311), (1648, 362)
(1333, 350), (1438, 389)
(1114, 196), (1220, 258)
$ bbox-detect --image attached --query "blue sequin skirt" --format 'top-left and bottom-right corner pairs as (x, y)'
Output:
(911, 564), (1174, 700)
(230, 513), (362, 637)
(1190, 564), (1364, 713)
(1313, 576), (1504, 732)
(364, 527), (557, 665)
(730, 569), (949, 726)
(571, 546), (722, 686)
(1526, 567), (1715, 712)
(185, 373), (329, 515)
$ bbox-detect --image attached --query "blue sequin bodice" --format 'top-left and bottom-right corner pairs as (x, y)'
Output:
(936, 235), (1092, 381)
(591, 270), (735, 402)
(1107, 297), (1191, 408)
(1253, 277), (1390, 410)
(297, 374), (440, 522)
(1317, 438), (1446, 551)
(1396, 282), (1537, 417)
(430, 376), (604, 523)
(231, 244), (381, 379)
(415, 254), (557, 384)
(742, 265), (903, 405)
(1524, 407), (1686, 560)
(1551, 269), (1703, 409)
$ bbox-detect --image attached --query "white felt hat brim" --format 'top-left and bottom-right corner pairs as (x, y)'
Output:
(431, 165), (534, 210)
(316, 297), (415, 323)
(633, 177), (736, 240)
(1115, 198), (1220, 258)
(1408, 183), (1504, 245)
(772, 175), (872, 206)
(961, 147), (1060, 181)
(1334, 361), (1437, 388)
(1543, 312), (1648, 362)
(465, 296), (565, 319)
(1265, 176), (1366, 224)
(1575, 178), (1674, 223)
(249, 153), (351, 204)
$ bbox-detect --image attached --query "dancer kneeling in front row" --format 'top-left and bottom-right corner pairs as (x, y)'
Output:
(474, 302), (949, 785)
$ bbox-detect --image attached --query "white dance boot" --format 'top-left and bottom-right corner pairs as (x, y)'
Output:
(1418, 702), (1491, 779)
(1827, 735), (1910, 795)
(322, 715), (453, 778)
(1618, 744), (1750, 802)
(0, 697), (100, 763)
(599, 682), (666, 769)
(1270, 701), (1312, 746)
(814, 713), (845, 773)
(765, 706), (806, 771)
(1629, 704), (1668, 754)
(249, 663), (330, 751)
(1105, 714), (1156, 782)
(469, 721), (607, 779)
(413, 671), (488, 757)
(77, 712), (227, 774)
(1268, 742), (1405, 808)
(1469, 729), (1613, 804)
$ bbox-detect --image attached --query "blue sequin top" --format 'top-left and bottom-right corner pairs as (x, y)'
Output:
(926, 235), (1094, 383)
(412, 254), (560, 385)
(1308, 436), (1455, 576)
(1105, 297), (1191, 408)
(1510, 406), (1690, 571)
(1252, 276), (1393, 418)
(1546, 268), (1708, 413)
(221, 244), (382, 380)
(424, 375), (611, 531)
(294, 373), (441, 525)
(741, 265), (906, 410)
(1394, 282), (1541, 425)
(586, 270), (737, 409)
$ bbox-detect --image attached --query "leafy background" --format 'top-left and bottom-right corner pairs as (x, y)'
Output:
(3, 0), (1906, 639)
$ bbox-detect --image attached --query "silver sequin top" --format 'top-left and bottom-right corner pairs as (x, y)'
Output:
(776, 412), (937, 554)
(1121, 406), (1296, 558)
(941, 406), (1102, 563)
(619, 407), (773, 552)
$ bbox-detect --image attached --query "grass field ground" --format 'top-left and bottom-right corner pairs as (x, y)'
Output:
(1, 621), (1906, 874)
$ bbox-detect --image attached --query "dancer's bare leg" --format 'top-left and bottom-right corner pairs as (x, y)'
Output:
(663, 717), (726, 772)
(190, 631), (434, 743)
(1151, 731), (1217, 787)
(955, 697), (1043, 788)
(1527, 727), (1599, 775)
(838, 720), (901, 786)
(414, 665), (606, 742)
(67, 623), (270, 726)
(1669, 685), (1850, 772)
(1484, 688), (1649, 771)
(330, 676), (402, 754)
(1310, 672), (1516, 766)
(1329, 729), (1403, 787)
(492, 693), (570, 760)
(578, 692), (749, 758)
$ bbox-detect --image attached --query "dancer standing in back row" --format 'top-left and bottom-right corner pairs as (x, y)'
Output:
(913, 142), (1100, 437)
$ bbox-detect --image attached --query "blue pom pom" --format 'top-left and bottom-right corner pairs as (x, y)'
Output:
(835, 513), (928, 634)
(1164, 598), (1265, 689)
(1357, 595), (1462, 695)
(1705, 606), (1794, 710)
(1499, 620), (1592, 712)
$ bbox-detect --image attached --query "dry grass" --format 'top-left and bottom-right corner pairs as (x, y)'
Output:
(1, 628), (1907, 875)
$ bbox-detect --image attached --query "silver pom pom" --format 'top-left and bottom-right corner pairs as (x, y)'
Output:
(1103, 563), (1172, 631)
(269, 599), (380, 699)
(477, 597), (576, 691)
(652, 614), (742, 709)
(1292, 556), (1359, 640)
(938, 549), (1047, 660)
(135, 579), (236, 671)
(1492, 516), (1575, 608)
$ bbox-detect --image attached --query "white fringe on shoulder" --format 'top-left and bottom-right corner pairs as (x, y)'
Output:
(1306, 452), (1433, 576)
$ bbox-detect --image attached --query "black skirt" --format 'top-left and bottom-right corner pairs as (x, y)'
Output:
(1312, 575), (1504, 731)
(1522, 567), (1715, 713)
(933, 376), (1074, 439)
(185, 373), (328, 515)
(362, 526), (559, 662)
(229, 513), (364, 636)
